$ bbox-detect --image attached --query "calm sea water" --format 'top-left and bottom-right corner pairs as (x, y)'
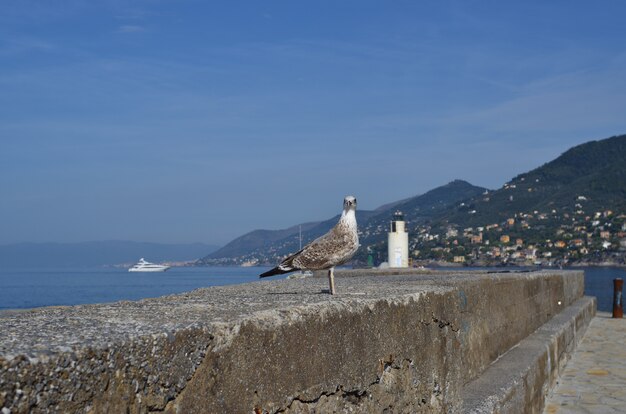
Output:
(0, 266), (275, 311)
(0, 266), (622, 312)
(574, 266), (623, 313)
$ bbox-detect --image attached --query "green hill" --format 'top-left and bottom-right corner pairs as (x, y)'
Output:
(432, 134), (626, 230)
(408, 134), (626, 266)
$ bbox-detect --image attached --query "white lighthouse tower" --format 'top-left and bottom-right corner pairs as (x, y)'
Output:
(388, 211), (409, 268)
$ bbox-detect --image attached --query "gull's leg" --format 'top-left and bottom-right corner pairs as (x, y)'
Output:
(328, 267), (336, 295)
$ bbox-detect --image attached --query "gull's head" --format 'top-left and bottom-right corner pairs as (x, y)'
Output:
(343, 195), (357, 211)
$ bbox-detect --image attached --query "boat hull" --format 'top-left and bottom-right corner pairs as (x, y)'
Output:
(128, 267), (170, 272)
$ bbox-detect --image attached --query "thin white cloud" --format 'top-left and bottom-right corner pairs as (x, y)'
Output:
(0, 37), (55, 56)
(115, 25), (145, 34)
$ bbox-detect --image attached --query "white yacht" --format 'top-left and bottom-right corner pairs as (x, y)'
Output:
(128, 258), (170, 272)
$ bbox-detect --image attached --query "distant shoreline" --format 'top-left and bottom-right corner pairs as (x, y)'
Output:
(191, 261), (626, 270)
(443, 262), (626, 269)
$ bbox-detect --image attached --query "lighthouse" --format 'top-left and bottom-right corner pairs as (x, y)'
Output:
(388, 211), (409, 268)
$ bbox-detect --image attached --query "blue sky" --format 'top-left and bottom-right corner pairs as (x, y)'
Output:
(1, 1), (626, 245)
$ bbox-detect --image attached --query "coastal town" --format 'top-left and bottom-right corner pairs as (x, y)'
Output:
(408, 201), (626, 267)
(352, 188), (624, 268)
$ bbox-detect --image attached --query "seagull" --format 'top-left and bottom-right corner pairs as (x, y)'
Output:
(259, 196), (359, 295)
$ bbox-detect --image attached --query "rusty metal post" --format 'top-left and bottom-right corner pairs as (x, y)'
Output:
(613, 278), (623, 318)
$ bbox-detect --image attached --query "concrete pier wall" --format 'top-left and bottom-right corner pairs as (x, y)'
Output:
(0, 270), (592, 413)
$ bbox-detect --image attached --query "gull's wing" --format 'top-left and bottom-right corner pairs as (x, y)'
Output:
(259, 220), (358, 278)
(292, 222), (358, 270)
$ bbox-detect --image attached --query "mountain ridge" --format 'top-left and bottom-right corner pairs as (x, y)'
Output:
(430, 134), (626, 230)
(399, 133), (626, 266)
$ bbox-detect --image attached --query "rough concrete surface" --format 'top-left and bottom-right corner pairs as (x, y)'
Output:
(543, 312), (626, 414)
(0, 270), (585, 413)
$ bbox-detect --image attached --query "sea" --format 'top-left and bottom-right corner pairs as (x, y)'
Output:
(0, 266), (622, 312)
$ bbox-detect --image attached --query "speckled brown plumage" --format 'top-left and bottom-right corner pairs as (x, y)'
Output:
(259, 196), (358, 278)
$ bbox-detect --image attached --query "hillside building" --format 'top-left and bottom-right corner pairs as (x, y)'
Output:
(471, 233), (483, 244)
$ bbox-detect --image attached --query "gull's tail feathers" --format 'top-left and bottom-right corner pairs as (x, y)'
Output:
(259, 266), (293, 278)
(259, 249), (305, 278)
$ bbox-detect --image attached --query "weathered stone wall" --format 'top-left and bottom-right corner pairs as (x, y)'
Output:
(0, 270), (588, 413)
(461, 296), (596, 413)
